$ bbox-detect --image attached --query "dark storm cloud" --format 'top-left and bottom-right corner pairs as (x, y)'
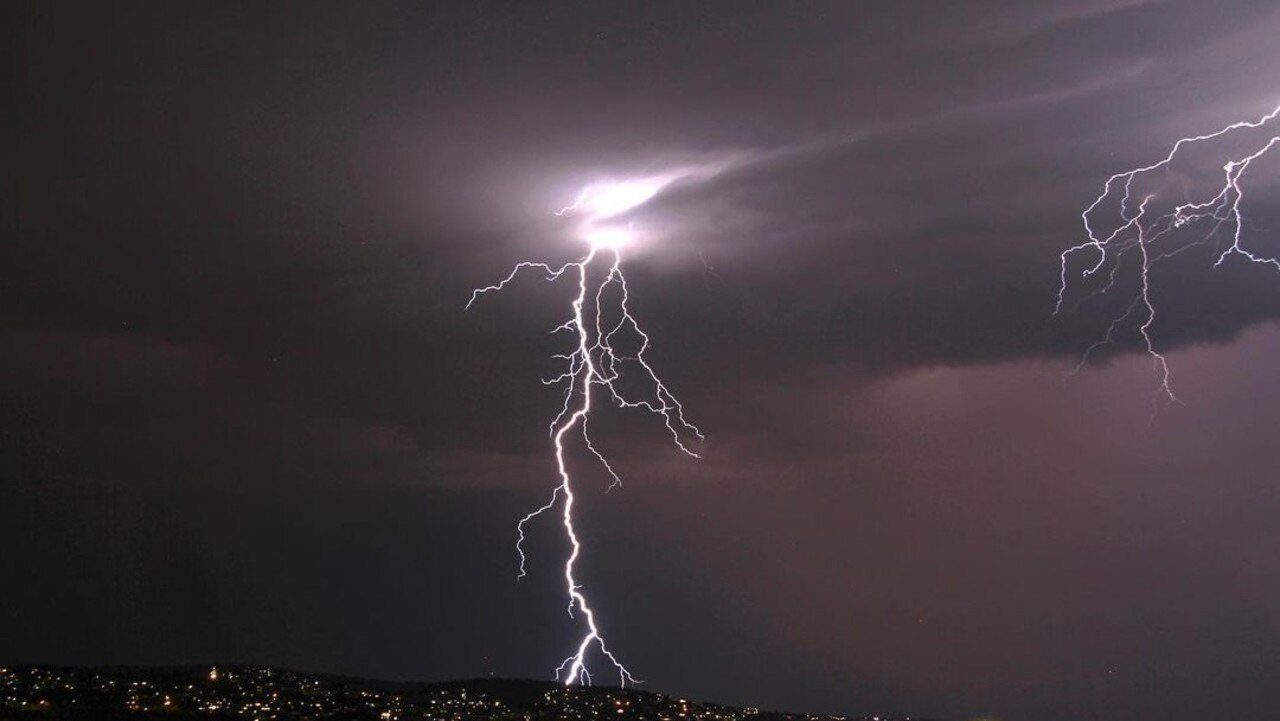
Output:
(9, 1), (1280, 376)
(6, 3), (1280, 721)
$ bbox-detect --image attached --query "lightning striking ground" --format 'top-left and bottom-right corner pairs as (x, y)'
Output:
(1056, 103), (1280, 405)
(467, 180), (702, 687)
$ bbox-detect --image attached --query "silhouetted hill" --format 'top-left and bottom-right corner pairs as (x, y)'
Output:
(0, 665), (940, 721)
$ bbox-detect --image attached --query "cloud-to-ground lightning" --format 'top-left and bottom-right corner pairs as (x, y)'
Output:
(467, 177), (703, 687)
(1056, 103), (1280, 405)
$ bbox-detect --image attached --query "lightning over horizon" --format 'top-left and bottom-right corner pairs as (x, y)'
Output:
(466, 178), (703, 687)
(1056, 102), (1280, 407)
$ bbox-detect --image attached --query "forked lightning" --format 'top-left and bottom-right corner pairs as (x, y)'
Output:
(467, 179), (701, 687)
(1057, 103), (1280, 404)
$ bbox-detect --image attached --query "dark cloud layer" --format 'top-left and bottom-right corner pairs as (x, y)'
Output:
(5, 3), (1280, 720)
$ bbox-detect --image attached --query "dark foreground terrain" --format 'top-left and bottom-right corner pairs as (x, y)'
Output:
(0, 665), (934, 721)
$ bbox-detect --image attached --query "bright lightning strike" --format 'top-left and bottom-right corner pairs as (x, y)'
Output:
(1057, 102), (1280, 407)
(467, 177), (702, 687)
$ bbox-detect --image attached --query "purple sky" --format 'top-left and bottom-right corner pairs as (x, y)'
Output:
(5, 3), (1280, 719)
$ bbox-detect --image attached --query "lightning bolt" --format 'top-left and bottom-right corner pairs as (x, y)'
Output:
(1056, 102), (1280, 407)
(467, 180), (702, 687)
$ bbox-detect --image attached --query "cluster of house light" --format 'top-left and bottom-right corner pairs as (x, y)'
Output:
(0, 666), (914, 721)
(0, 666), (492, 720)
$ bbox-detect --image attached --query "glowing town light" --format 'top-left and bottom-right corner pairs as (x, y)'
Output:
(1056, 103), (1280, 407)
(467, 177), (702, 686)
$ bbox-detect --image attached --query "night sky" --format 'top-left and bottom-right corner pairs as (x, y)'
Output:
(6, 3), (1280, 720)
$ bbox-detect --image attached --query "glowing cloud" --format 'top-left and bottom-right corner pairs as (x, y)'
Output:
(557, 180), (666, 220)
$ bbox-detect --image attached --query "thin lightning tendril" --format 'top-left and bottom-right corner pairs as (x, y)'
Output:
(1057, 103), (1280, 408)
(467, 187), (701, 688)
